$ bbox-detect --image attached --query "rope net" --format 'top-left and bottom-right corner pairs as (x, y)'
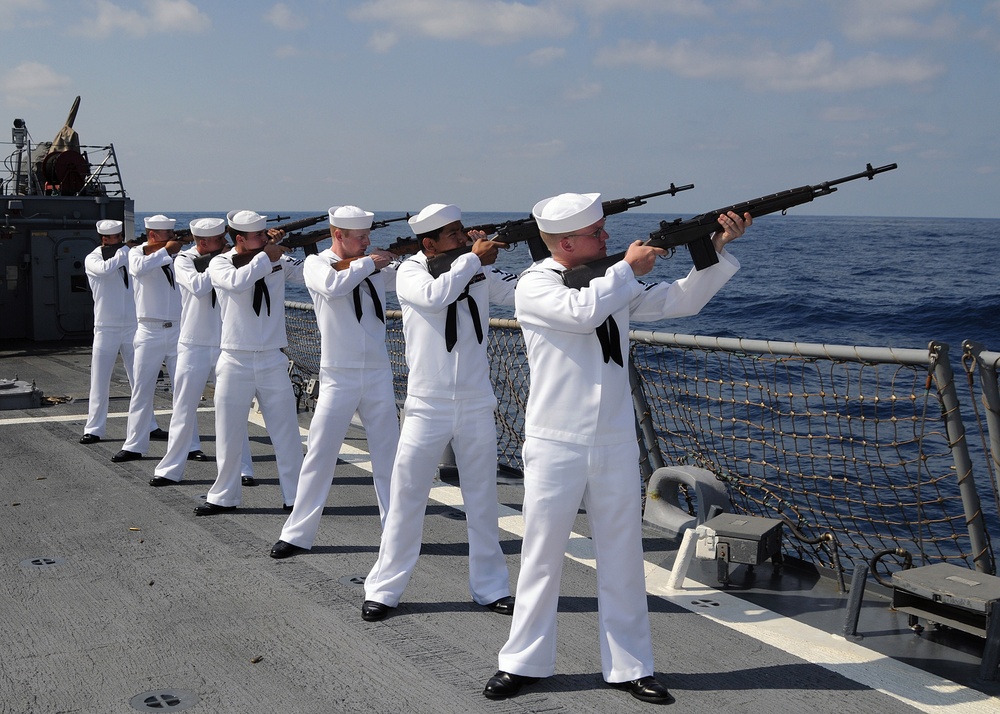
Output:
(284, 303), (995, 578)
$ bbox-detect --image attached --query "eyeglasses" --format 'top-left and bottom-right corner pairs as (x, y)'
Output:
(566, 224), (606, 241)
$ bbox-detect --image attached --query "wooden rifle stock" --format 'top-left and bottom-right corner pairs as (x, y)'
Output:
(331, 236), (420, 271)
(561, 163), (899, 289)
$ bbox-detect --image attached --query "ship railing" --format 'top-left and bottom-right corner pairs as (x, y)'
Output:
(283, 302), (998, 582)
(963, 341), (1000, 550)
(1, 139), (127, 198)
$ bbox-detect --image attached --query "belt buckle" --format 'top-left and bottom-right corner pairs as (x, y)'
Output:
(163, 321), (172, 328)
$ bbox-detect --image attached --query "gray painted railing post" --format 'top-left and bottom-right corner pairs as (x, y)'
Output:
(965, 341), (1000, 522)
(932, 342), (992, 573)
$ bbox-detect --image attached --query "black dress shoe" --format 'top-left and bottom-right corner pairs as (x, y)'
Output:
(485, 595), (515, 616)
(149, 428), (169, 440)
(149, 476), (177, 487)
(483, 671), (539, 700)
(241, 475), (257, 487)
(269, 540), (309, 559)
(361, 600), (392, 622)
(111, 450), (142, 462)
(608, 676), (675, 704)
(79, 434), (101, 444)
(193, 501), (237, 516)
(187, 450), (209, 462)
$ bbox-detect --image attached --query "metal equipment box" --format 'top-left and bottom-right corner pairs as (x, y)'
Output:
(891, 562), (1000, 638)
(700, 513), (783, 566)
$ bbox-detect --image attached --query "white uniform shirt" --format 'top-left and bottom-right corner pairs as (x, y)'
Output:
(85, 244), (136, 328)
(304, 248), (397, 370)
(515, 251), (740, 447)
(174, 246), (222, 347)
(396, 251), (517, 401)
(128, 246), (181, 322)
(208, 250), (305, 352)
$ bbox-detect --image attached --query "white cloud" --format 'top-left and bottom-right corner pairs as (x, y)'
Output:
(595, 39), (944, 92)
(563, 80), (602, 101)
(0, 0), (50, 28)
(577, 0), (712, 20)
(838, 0), (959, 43)
(72, 0), (211, 38)
(350, 0), (575, 46)
(523, 46), (566, 66)
(819, 106), (881, 122)
(1, 62), (71, 98)
(265, 3), (306, 30)
(368, 30), (399, 53)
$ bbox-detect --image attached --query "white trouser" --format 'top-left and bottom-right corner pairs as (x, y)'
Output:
(364, 394), (509, 608)
(207, 349), (302, 508)
(153, 343), (253, 482)
(498, 438), (654, 682)
(84, 324), (158, 437)
(122, 321), (179, 453)
(279, 365), (399, 549)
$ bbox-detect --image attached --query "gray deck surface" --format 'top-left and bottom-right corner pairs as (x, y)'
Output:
(1, 343), (996, 713)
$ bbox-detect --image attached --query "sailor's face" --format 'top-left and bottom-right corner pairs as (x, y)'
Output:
(100, 232), (123, 247)
(241, 229), (269, 250)
(564, 219), (607, 261)
(336, 228), (371, 259)
(148, 228), (175, 242)
(199, 232), (228, 254)
(425, 220), (468, 255)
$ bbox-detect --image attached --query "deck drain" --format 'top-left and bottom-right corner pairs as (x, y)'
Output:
(691, 598), (721, 608)
(21, 557), (66, 568)
(129, 690), (198, 711)
(442, 509), (467, 521)
(339, 574), (366, 587)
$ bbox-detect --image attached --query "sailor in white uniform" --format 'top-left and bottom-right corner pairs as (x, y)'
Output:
(80, 219), (157, 444)
(149, 218), (254, 487)
(195, 210), (304, 515)
(485, 193), (750, 704)
(270, 205), (400, 558)
(111, 214), (187, 462)
(361, 203), (518, 622)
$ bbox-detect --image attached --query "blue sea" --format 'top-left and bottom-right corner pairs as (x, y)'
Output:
(142, 211), (1000, 353)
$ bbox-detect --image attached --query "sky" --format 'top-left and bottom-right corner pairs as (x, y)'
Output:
(2, 0), (999, 218)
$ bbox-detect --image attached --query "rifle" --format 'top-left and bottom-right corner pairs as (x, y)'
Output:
(331, 236), (421, 271)
(234, 213), (416, 269)
(142, 229), (194, 255)
(561, 163), (898, 289)
(100, 242), (128, 260)
(131, 213), (292, 247)
(191, 247), (232, 273)
(426, 184), (694, 279)
(370, 213), (412, 230)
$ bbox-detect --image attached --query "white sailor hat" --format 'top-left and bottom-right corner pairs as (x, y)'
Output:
(532, 193), (603, 234)
(189, 217), (227, 237)
(96, 219), (123, 235)
(329, 205), (374, 230)
(143, 214), (176, 230)
(228, 210), (267, 233)
(408, 203), (461, 236)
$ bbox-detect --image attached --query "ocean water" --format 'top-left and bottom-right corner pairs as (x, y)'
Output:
(143, 211), (1000, 352)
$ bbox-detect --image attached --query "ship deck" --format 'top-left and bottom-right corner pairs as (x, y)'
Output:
(0, 342), (997, 713)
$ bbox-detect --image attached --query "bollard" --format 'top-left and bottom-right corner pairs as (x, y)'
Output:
(842, 561), (869, 641)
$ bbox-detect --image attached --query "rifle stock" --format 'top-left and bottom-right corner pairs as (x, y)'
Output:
(561, 163), (898, 289)
(100, 243), (126, 260)
(331, 236), (420, 271)
(426, 184), (694, 278)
